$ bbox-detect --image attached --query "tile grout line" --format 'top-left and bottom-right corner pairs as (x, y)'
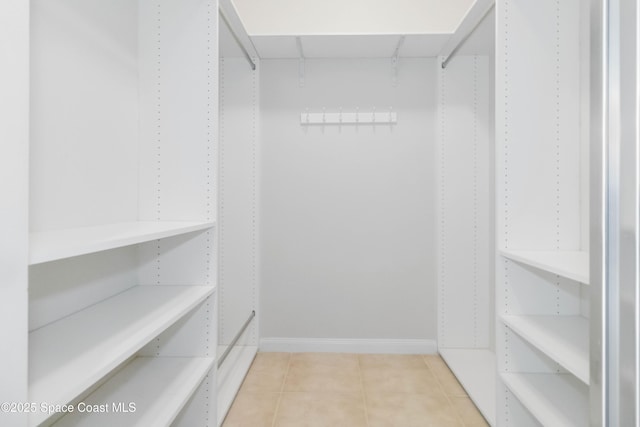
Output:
(357, 355), (371, 427)
(423, 354), (469, 427)
(270, 353), (292, 427)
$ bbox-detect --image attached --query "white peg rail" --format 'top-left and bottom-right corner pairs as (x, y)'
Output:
(300, 110), (397, 126)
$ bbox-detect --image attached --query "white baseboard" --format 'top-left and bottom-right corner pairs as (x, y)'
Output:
(259, 338), (437, 354)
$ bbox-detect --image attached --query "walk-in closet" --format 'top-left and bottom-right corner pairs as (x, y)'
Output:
(1, 0), (639, 425)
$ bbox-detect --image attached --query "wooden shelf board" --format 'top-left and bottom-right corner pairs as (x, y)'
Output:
(439, 348), (496, 426)
(502, 373), (588, 427)
(52, 357), (214, 427)
(501, 315), (589, 384)
(30, 221), (215, 265)
(29, 285), (214, 426)
(499, 250), (589, 284)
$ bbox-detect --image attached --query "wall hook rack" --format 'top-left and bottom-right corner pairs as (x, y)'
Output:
(300, 108), (397, 126)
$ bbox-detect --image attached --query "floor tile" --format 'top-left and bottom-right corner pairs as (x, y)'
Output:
(284, 353), (361, 393)
(274, 392), (367, 427)
(241, 367), (288, 393)
(366, 393), (464, 427)
(222, 392), (280, 427)
(251, 352), (291, 371)
(449, 396), (490, 427)
(224, 352), (479, 427)
(290, 352), (359, 369)
(241, 353), (291, 392)
(359, 354), (429, 370)
(361, 365), (444, 395)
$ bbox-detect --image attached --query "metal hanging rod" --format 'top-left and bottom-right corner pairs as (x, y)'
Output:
(441, 2), (495, 69)
(219, 9), (256, 71)
(217, 310), (256, 369)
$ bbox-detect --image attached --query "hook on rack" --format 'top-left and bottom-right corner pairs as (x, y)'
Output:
(372, 107), (377, 132)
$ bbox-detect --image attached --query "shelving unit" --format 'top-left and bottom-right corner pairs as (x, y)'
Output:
(436, 2), (495, 425)
(20, 0), (221, 425)
(502, 373), (588, 426)
(217, 1), (259, 424)
(502, 315), (589, 384)
(499, 250), (589, 284)
(29, 285), (214, 425)
(30, 221), (215, 265)
(496, 0), (590, 424)
(53, 357), (214, 427)
(216, 345), (258, 425)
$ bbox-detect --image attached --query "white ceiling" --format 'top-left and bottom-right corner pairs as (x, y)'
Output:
(231, 0), (475, 36)
(219, 0), (494, 60)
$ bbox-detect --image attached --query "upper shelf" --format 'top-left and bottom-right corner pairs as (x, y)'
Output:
(250, 34), (451, 59)
(500, 249), (589, 284)
(30, 221), (215, 265)
(222, 0), (493, 60)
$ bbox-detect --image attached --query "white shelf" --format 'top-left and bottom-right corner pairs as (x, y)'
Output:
(502, 315), (589, 384)
(250, 34), (451, 59)
(217, 345), (258, 426)
(30, 221), (215, 265)
(29, 285), (214, 426)
(502, 373), (588, 427)
(53, 357), (214, 427)
(439, 348), (496, 426)
(500, 250), (589, 284)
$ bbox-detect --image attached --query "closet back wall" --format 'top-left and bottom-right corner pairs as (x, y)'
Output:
(259, 58), (436, 352)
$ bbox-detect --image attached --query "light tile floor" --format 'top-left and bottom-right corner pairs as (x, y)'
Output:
(222, 353), (489, 427)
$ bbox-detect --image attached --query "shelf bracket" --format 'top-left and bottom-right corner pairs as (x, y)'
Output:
(391, 36), (405, 87)
(296, 37), (305, 87)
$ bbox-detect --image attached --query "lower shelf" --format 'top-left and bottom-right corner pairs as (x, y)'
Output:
(52, 356), (214, 427)
(30, 285), (214, 427)
(501, 372), (588, 427)
(501, 315), (589, 384)
(439, 348), (496, 426)
(216, 345), (258, 426)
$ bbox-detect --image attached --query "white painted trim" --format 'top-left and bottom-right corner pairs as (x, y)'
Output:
(259, 338), (437, 354)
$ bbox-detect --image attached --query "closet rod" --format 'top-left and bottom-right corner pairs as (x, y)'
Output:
(441, 2), (494, 69)
(219, 9), (256, 71)
(217, 310), (256, 368)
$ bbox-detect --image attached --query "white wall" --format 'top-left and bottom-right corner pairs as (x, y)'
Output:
(259, 58), (437, 350)
(233, 0), (474, 35)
